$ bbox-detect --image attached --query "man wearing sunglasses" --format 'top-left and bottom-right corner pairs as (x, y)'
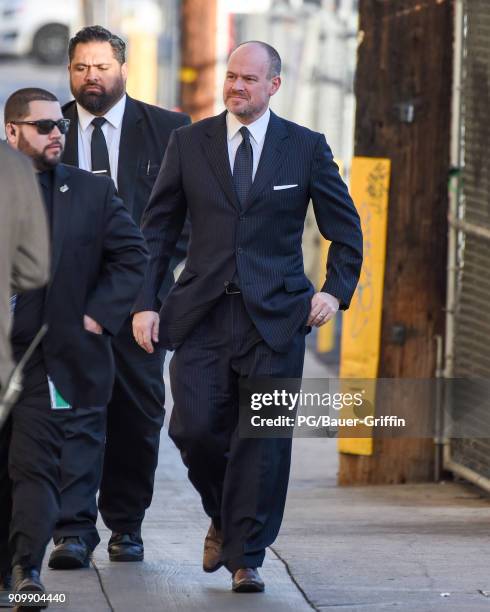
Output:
(1, 87), (148, 598)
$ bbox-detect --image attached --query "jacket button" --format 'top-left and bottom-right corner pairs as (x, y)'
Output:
(237, 247), (243, 254)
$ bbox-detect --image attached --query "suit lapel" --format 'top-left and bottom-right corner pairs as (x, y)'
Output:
(49, 164), (72, 283)
(203, 112), (241, 212)
(117, 96), (143, 214)
(243, 111), (289, 212)
(62, 102), (79, 167)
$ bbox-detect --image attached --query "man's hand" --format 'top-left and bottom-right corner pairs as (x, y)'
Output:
(307, 292), (340, 327)
(84, 314), (103, 335)
(133, 311), (160, 354)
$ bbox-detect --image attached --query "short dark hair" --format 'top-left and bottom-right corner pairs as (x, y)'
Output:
(4, 88), (58, 124)
(68, 25), (126, 64)
(234, 41), (282, 78)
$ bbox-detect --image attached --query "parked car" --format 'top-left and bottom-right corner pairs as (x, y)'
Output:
(0, 0), (81, 64)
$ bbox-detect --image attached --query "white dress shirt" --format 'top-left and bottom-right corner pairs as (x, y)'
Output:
(76, 94), (127, 189)
(226, 108), (271, 181)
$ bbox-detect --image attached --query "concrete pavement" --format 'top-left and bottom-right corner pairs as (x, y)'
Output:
(39, 349), (490, 611)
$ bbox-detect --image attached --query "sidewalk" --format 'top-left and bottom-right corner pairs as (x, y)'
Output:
(41, 349), (490, 611)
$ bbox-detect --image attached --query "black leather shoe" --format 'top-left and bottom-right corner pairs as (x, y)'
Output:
(11, 565), (46, 609)
(108, 533), (144, 562)
(232, 568), (265, 593)
(48, 536), (90, 569)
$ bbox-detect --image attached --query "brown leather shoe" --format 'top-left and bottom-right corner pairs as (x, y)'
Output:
(202, 523), (223, 573)
(232, 568), (265, 593)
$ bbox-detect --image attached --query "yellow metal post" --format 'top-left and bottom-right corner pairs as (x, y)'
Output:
(126, 30), (158, 105)
(122, 4), (161, 106)
(338, 157), (391, 456)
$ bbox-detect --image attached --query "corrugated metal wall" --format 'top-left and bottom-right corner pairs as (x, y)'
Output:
(447, 0), (490, 482)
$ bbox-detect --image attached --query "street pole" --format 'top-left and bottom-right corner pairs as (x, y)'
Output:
(338, 0), (453, 485)
(180, 0), (218, 120)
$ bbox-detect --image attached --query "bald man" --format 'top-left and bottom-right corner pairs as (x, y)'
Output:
(133, 41), (363, 593)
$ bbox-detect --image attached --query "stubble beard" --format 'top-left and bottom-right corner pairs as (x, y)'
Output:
(225, 94), (266, 122)
(18, 132), (61, 172)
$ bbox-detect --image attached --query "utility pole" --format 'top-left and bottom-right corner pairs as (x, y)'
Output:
(180, 0), (218, 120)
(338, 0), (453, 484)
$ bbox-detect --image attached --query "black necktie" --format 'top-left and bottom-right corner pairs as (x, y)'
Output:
(233, 126), (253, 206)
(91, 117), (110, 177)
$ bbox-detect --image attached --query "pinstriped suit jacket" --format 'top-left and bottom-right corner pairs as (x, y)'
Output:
(135, 110), (363, 352)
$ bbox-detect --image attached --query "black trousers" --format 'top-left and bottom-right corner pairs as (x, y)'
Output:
(168, 294), (305, 572)
(99, 317), (166, 533)
(52, 404), (106, 551)
(53, 317), (166, 548)
(0, 378), (65, 573)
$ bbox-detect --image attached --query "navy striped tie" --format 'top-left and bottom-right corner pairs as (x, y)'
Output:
(233, 126), (253, 207)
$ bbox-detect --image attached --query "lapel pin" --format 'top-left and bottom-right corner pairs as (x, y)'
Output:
(60, 184), (69, 193)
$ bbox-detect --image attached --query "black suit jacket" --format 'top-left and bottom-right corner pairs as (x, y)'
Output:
(39, 164), (148, 407)
(135, 110), (363, 353)
(62, 96), (190, 299)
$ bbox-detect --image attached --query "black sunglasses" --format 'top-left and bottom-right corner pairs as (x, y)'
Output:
(11, 118), (71, 135)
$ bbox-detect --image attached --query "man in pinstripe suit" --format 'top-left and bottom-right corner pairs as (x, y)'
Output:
(133, 41), (363, 593)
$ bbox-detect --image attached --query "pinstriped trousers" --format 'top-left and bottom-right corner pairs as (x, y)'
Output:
(168, 293), (305, 572)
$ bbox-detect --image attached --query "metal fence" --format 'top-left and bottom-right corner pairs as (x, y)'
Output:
(444, 0), (490, 489)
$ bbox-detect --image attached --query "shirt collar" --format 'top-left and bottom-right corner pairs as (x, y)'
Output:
(76, 94), (127, 132)
(226, 108), (271, 145)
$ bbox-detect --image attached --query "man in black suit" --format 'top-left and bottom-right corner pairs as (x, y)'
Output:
(49, 26), (190, 569)
(1, 87), (147, 599)
(133, 41), (363, 592)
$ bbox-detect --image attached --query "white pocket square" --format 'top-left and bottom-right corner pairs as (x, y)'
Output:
(273, 184), (298, 191)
